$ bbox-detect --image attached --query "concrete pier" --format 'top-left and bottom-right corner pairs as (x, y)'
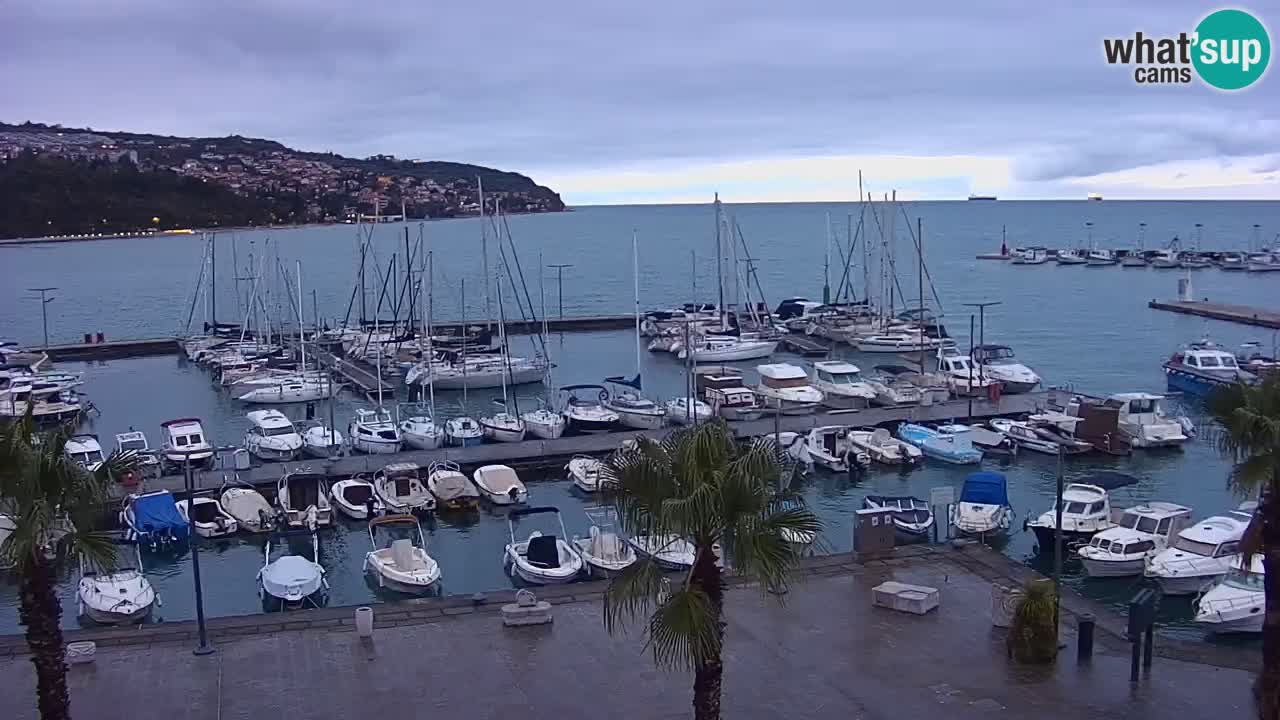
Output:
(1148, 299), (1280, 329)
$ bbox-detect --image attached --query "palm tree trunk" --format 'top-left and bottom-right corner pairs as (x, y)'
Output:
(691, 547), (725, 720)
(18, 556), (70, 720)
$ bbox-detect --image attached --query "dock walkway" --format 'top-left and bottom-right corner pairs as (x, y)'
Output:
(1148, 299), (1280, 329)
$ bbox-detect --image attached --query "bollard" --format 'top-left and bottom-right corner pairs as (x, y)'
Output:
(96, 331), (105, 343)
(355, 606), (374, 637)
(1077, 613), (1095, 663)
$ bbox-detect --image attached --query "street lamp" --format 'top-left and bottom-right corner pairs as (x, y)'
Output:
(546, 264), (573, 320)
(171, 447), (216, 656)
(28, 287), (57, 348)
(961, 301), (1001, 387)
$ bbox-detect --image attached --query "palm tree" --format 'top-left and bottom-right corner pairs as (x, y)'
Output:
(1208, 374), (1280, 719)
(0, 413), (133, 720)
(601, 420), (820, 720)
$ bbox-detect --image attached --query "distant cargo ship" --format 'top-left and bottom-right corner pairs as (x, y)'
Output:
(967, 194), (997, 201)
(1087, 192), (1103, 201)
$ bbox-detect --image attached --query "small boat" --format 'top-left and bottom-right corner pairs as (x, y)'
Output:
(473, 464), (528, 505)
(1162, 339), (1257, 398)
(77, 546), (158, 625)
(1076, 502), (1192, 577)
(522, 404), (567, 440)
(951, 471), (1013, 536)
(896, 423), (982, 464)
(1144, 508), (1253, 595)
(1120, 253), (1148, 267)
(863, 495), (934, 541)
(945, 423), (1016, 457)
(1025, 473), (1137, 551)
(233, 374), (334, 404)
(1058, 397), (1131, 456)
(479, 410), (527, 443)
(1104, 392), (1190, 448)
(259, 530), (328, 610)
(865, 370), (923, 407)
(679, 334), (779, 362)
(373, 462), (436, 514)
(1085, 249), (1118, 266)
(220, 482), (276, 533)
(504, 506), (584, 585)
(426, 461), (481, 510)
(114, 430), (161, 474)
(989, 418), (1090, 455)
(399, 414), (443, 450)
(244, 409), (303, 462)
(628, 534), (696, 570)
(363, 514), (442, 593)
(665, 397), (713, 425)
(1011, 247), (1049, 264)
(854, 332), (946, 353)
(1247, 253), (1280, 272)
(329, 476), (383, 520)
(792, 426), (868, 473)
(1180, 254), (1212, 269)
(561, 385), (620, 433)
(65, 434), (105, 472)
(571, 506), (636, 579)
(935, 348), (999, 397)
(299, 421), (344, 459)
(695, 367), (763, 420)
(1217, 252), (1248, 271)
(159, 417), (214, 472)
(120, 490), (190, 549)
(1195, 555), (1265, 633)
(1055, 248), (1088, 265)
(277, 471), (333, 528)
(566, 455), (606, 492)
(444, 415), (484, 447)
(971, 345), (1040, 393)
(348, 408), (402, 454)
(1150, 249), (1181, 269)
(175, 496), (239, 538)
(809, 361), (877, 409)
(847, 428), (921, 466)
(754, 363), (824, 414)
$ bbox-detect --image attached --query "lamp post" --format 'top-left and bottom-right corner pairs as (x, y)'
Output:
(175, 447), (215, 656)
(961, 301), (1001, 387)
(546, 264), (573, 320)
(28, 287), (57, 348)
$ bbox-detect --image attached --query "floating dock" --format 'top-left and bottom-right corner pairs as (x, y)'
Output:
(1147, 300), (1280, 329)
(42, 337), (181, 361)
(778, 334), (830, 357)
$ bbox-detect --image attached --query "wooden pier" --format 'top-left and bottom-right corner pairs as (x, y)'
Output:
(1147, 300), (1280, 329)
(778, 334), (831, 357)
(308, 344), (397, 401)
(42, 337), (180, 361)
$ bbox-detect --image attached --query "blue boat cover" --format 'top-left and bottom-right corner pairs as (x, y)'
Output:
(131, 493), (190, 543)
(960, 472), (1009, 506)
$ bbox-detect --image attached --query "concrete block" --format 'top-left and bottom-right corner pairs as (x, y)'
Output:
(872, 581), (939, 615)
(502, 589), (553, 627)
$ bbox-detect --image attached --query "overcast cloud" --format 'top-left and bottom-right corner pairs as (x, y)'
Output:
(3, 0), (1277, 202)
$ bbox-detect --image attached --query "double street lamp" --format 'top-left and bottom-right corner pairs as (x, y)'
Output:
(167, 446), (217, 657)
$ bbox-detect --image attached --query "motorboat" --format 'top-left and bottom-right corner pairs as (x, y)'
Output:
(330, 476), (383, 520)
(1104, 393), (1190, 448)
(561, 385), (620, 433)
(522, 403), (567, 440)
(873, 364), (950, 405)
(159, 417), (214, 471)
(1162, 339), (1257, 398)
(896, 423), (982, 464)
(941, 423), (1016, 457)
(175, 496), (239, 538)
(220, 482), (276, 533)
(1085, 249), (1118, 266)
(1120, 252), (1148, 267)
(566, 455), (606, 492)
(1247, 253), (1280, 272)
(1217, 252), (1249, 271)
(854, 332), (946, 354)
(363, 514), (442, 592)
(65, 434), (105, 472)
(754, 363), (823, 414)
(934, 348), (999, 397)
(1195, 555), (1265, 633)
(426, 461), (481, 510)
(259, 530), (328, 610)
(1180, 253), (1212, 269)
(665, 397), (713, 425)
(373, 462), (437, 514)
(1011, 247), (1050, 264)
(865, 369), (923, 407)
(120, 490), (190, 549)
(695, 367), (763, 420)
(1054, 248), (1088, 265)
(971, 345), (1040, 393)
(348, 408), (402, 454)
(299, 421), (344, 459)
(793, 426), (869, 473)
(572, 506), (637, 579)
(444, 415), (484, 447)
(77, 547), (157, 625)
(504, 506), (584, 585)
(605, 384), (666, 431)
(846, 428), (922, 466)
(628, 534), (697, 570)
(989, 418), (1090, 455)
(951, 472), (1013, 536)
(244, 409), (303, 462)
(1150, 249), (1181, 269)
(113, 430), (160, 471)
(863, 496), (934, 542)
(473, 464), (528, 505)
(678, 335), (778, 362)
(399, 414), (443, 450)
(277, 471), (333, 529)
(809, 361), (877, 409)
(1145, 508), (1253, 595)
(1025, 473), (1137, 551)
(1077, 502), (1193, 578)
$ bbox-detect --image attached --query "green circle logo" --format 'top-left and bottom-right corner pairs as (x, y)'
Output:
(1193, 9), (1270, 90)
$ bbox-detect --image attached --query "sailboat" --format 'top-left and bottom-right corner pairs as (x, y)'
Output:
(348, 293), (402, 454)
(445, 278), (484, 448)
(401, 250), (443, 450)
(606, 231), (667, 431)
(522, 252), (566, 440)
(480, 270), (527, 443)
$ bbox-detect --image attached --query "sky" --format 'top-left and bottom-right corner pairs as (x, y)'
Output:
(2, 1), (1277, 204)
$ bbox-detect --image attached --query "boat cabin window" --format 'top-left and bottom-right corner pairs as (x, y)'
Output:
(1185, 356), (1199, 367)
(1128, 399), (1157, 414)
(1221, 356), (1238, 368)
(1122, 540), (1154, 554)
(1214, 541), (1240, 558)
(377, 430), (398, 440)
(1090, 538), (1111, 550)
(263, 425), (295, 437)
(763, 376), (810, 389)
(1063, 501), (1087, 514)
(1172, 536), (1218, 556)
(175, 435), (189, 447)
(1225, 567), (1265, 591)
(1088, 501), (1106, 515)
(1133, 516), (1158, 534)
(72, 450), (104, 464)
(1199, 356), (1220, 368)
(119, 439), (146, 451)
(1156, 518), (1173, 535)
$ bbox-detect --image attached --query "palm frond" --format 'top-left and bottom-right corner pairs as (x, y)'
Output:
(603, 557), (668, 634)
(645, 585), (722, 671)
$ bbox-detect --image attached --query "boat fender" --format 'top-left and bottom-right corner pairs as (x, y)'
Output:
(987, 382), (1002, 403)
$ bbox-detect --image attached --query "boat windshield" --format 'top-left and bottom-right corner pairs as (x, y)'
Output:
(119, 439), (146, 451)
(1221, 356), (1238, 368)
(1172, 536), (1218, 557)
(1128, 399), (1158, 414)
(263, 425), (296, 437)
(1118, 513), (1159, 534)
(819, 371), (858, 385)
(983, 347), (1015, 362)
(763, 376), (810, 389)
(1199, 356), (1221, 368)
(1062, 501), (1087, 514)
(73, 450), (104, 464)
(1224, 567), (1265, 591)
(175, 433), (203, 447)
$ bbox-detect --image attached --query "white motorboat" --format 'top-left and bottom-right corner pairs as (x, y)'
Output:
(863, 496), (934, 541)
(572, 506), (636, 579)
(935, 347), (999, 397)
(1104, 393), (1190, 448)
(159, 417), (214, 471)
(65, 434), (105, 472)
(1085, 249), (1118, 266)
(480, 411), (527, 443)
(865, 371), (923, 407)
(665, 397), (713, 425)
(244, 409), (303, 462)
(628, 534), (696, 570)
(1145, 509), (1253, 595)
(605, 388), (666, 430)
(299, 421), (344, 459)
(426, 461), (481, 510)
(522, 405), (567, 440)
(988, 418), (1088, 455)
(847, 428), (922, 466)
(259, 530), (328, 609)
(679, 335), (778, 362)
(1121, 252), (1148, 267)
(951, 471), (1012, 536)
(971, 345), (1040, 393)
(220, 483), (276, 533)
(1150, 248), (1182, 269)
(561, 385), (620, 433)
(792, 426), (869, 473)
(176, 496), (239, 538)
(120, 490), (190, 549)
(754, 363), (823, 414)
(473, 464), (528, 505)
(504, 506), (584, 585)
(1076, 502), (1192, 577)
(444, 416), (484, 447)
(1195, 555), (1265, 634)
(566, 455), (606, 492)
(1056, 248), (1088, 265)
(276, 471), (332, 529)
(399, 414), (443, 450)
(1011, 247), (1050, 264)
(373, 462), (436, 514)
(363, 514), (442, 592)
(77, 548), (158, 625)
(809, 361), (877, 409)
(854, 332), (946, 354)
(1025, 474), (1137, 551)
(330, 476), (384, 520)
(348, 408), (402, 454)
(114, 430), (161, 474)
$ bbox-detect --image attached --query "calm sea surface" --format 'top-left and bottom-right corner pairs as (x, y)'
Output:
(1, 200), (1279, 644)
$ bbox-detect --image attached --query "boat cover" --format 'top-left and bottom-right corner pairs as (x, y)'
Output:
(960, 472), (1009, 505)
(1080, 471), (1140, 491)
(130, 493), (189, 542)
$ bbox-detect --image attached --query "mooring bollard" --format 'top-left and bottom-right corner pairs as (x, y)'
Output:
(1077, 613), (1095, 663)
(355, 606), (374, 637)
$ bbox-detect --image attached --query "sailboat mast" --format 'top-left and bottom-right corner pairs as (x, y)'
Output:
(479, 176), (491, 330)
(297, 261), (306, 371)
(461, 278), (468, 406)
(632, 230), (642, 379)
(210, 233), (217, 330)
(427, 251), (436, 416)
(824, 213), (831, 304)
(714, 193), (725, 323)
(496, 268), (516, 415)
(918, 218), (925, 371)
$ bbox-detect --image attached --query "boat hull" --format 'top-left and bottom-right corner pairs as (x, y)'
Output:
(401, 430), (442, 450)
(426, 366), (546, 390)
(1151, 573), (1221, 596)
(1030, 524), (1096, 552)
(820, 392), (872, 410)
(688, 341), (778, 362)
(81, 602), (152, 625)
(480, 422), (526, 443)
(524, 417), (566, 440)
(1081, 556), (1146, 578)
(352, 438), (401, 454)
(610, 407), (666, 431)
(566, 416), (617, 434)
